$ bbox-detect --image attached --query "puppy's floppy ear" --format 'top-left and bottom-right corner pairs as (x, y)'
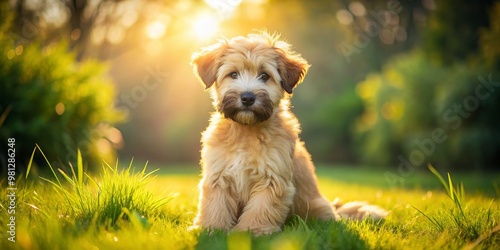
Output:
(191, 43), (227, 89)
(275, 48), (310, 94)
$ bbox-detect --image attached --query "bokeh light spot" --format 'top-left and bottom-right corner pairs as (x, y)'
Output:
(380, 29), (395, 45)
(71, 28), (81, 40)
(336, 9), (353, 25)
(55, 102), (65, 115)
(107, 25), (125, 44)
(381, 99), (404, 120)
(7, 49), (15, 60)
(15, 45), (23, 55)
(91, 26), (106, 45)
(192, 14), (219, 39)
(349, 2), (366, 17)
(146, 21), (167, 39)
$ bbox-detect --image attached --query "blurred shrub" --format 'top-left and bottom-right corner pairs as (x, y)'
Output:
(355, 52), (437, 166)
(0, 11), (125, 173)
(355, 0), (500, 170)
(355, 51), (500, 170)
(300, 86), (364, 163)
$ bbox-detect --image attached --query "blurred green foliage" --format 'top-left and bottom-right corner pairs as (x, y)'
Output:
(2, 0), (499, 171)
(0, 9), (125, 172)
(423, 0), (495, 65)
(356, 1), (500, 170)
(480, 2), (500, 70)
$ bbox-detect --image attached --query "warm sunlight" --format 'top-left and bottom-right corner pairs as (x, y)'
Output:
(192, 14), (219, 39)
(205, 0), (242, 13)
(146, 21), (167, 39)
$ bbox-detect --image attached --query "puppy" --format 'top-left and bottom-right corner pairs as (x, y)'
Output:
(191, 32), (387, 235)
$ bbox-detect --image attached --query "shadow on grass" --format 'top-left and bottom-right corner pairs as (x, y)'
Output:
(195, 217), (370, 250)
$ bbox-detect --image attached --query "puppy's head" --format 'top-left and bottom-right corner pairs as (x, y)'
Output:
(192, 32), (309, 125)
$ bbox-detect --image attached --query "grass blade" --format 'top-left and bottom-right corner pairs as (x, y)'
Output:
(36, 144), (63, 188)
(77, 149), (83, 187)
(39, 177), (66, 194)
(428, 164), (450, 196)
(448, 173), (455, 202)
(411, 205), (444, 232)
(58, 168), (76, 186)
(103, 160), (114, 172)
(127, 157), (134, 172)
(25, 146), (37, 179)
(140, 160), (149, 176)
(142, 168), (159, 181)
(0, 104), (12, 127)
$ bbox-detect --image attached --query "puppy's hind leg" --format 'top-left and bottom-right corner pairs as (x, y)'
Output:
(291, 142), (337, 220)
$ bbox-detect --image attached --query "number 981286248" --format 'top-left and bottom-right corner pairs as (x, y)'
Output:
(7, 138), (15, 186)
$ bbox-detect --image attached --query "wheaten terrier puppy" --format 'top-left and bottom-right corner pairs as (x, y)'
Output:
(191, 32), (387, 235)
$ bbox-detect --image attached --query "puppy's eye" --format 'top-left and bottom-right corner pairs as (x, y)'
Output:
(229, 72), (238, 79)
(258, 72), (270, 82)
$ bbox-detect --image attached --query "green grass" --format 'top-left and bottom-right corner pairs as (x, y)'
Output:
(1, 155), (499, 249)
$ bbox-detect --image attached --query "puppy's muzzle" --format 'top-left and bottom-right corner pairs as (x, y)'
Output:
(218, 90), (274, 125)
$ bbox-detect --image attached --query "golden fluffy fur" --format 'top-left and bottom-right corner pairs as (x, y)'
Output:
(191, 33), (387, 235)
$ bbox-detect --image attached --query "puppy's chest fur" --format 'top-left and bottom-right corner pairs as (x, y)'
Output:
(201, 112), (299, 202)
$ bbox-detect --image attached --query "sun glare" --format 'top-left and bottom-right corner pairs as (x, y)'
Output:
(192, 14), (219, 39)
(205, 0), (242, 13)
(146, 21), (167, 39)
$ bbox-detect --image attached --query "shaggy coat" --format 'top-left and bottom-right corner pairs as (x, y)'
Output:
(191, 33), (386, 235)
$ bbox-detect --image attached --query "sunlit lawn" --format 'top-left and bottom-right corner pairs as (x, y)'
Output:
(1, 163), (499, 249)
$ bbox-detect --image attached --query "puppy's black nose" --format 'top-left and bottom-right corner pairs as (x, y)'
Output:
(241, 92), (256, 107)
